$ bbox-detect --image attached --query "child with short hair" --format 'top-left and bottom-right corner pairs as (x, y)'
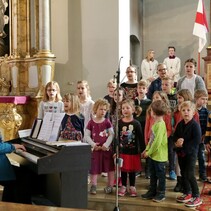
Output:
(174, 101), (202, 207)
(38, 81), (64, 119)
(145, 91), (172, 147)
(162, 76), (177, 111)
(134, 80), (151, 178)
(144, 91), (172, 181)
(194, 89), (209, 181)
(59, 93), (84, 141)
(117, 99), (143, 197)
(162, 76), (177, 180)
(173, 89), (200, 192)
(85, 99), (115, 195)
(141, 100), (168, 202)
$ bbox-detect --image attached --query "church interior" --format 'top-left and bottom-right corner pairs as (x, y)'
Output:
(0, 0), (211, 210)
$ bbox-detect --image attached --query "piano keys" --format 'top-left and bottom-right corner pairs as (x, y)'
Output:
(9, 137), (91, 209)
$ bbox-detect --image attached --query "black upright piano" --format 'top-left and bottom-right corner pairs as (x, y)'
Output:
(9, 137), (91, 209)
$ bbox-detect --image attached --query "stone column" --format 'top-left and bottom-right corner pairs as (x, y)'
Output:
(37, 0), (54, 57)
(26, 0), (30, 58)
(10, 0), (18, 57)
(35, 0), (55, 97)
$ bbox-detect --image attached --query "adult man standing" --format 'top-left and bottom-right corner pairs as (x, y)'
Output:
(163, 46), (181, 87)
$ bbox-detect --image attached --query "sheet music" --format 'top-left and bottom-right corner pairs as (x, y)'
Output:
(31, 119), (42, 138)
(49, 113), (65, 142)
(37, 112), (65, 142)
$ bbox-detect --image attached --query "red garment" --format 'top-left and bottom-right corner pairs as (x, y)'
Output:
(174, 110), (200, 130)
(145, 113), (172, 145)
(120, 154), (142, 172)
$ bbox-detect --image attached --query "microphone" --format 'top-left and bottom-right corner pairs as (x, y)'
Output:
(116, 57), (123, 84)
(118, 56), (123, 72)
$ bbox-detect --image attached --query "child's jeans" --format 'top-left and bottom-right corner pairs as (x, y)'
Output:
(148, 158), (166, 193)
(198, 143), (206, 178)
(178, 153), (200, 197)
(168, 136), (176, 172)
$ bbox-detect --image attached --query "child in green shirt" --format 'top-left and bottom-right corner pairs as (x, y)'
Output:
(141, 100), (168, 202)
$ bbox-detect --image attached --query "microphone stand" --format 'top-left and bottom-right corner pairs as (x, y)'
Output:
(113, 57), (123, 211)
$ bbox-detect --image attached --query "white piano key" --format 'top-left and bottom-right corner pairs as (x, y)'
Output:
(15, 149), (39, 164)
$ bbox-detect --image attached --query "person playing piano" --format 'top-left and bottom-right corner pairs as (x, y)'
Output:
(0, 136), (32, 204)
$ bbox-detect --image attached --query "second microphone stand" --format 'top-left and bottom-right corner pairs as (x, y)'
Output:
(113, 69), (121, 211)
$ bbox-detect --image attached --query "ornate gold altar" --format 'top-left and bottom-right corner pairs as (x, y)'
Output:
(0, 0), (55, 140)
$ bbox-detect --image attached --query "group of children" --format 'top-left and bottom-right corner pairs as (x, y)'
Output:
(5, 57), (208, 207)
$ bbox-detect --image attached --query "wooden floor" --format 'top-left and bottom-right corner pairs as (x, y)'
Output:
(87, 173), (205, 211)
(0, 173), (206, 211)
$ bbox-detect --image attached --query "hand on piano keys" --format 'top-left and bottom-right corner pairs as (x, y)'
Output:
(13, 144), (26, 152)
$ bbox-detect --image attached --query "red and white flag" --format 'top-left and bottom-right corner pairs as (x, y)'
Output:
(193, 0), (209, 52)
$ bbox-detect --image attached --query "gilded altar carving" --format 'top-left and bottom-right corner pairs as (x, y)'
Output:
(0, 77), (11, 95)
(0, 0), (55, 140)
(0, 103), (22, 141)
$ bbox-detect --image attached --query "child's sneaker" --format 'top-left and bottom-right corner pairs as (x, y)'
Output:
(185, 197), (202, 207)
(176, 194), (192, 203)
(129, 186), (137, 197)
(101, 172), (108, 177)
(104, 186), (113, 194)
(141, 190), (156, 200)
(152, 193), (165, 202)
(118, 186), (127, 197)
(90, 185), (97, 195)
(169, 170), (177, 180)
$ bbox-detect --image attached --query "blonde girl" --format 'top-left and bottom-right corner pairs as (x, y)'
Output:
(77, 80), (94, 130)
(59, 93), (84, 141)
(85, 99), (115, 195)
(141, 49), (158, 83)
(38, 81), (64, 119)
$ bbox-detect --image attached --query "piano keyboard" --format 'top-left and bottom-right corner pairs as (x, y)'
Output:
(15, 149), (39, 164)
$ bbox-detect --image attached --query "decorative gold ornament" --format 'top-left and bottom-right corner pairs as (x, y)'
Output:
(0, 104), (22, 141)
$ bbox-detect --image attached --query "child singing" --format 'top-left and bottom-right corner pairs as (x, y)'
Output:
(38, 81), (64, 119)
(118, 99), (143, 197)
(85, 99), (115, 195)
(59, 93), (84, 141)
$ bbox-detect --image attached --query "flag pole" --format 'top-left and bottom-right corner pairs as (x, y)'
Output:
(198, 52), (201, 75)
